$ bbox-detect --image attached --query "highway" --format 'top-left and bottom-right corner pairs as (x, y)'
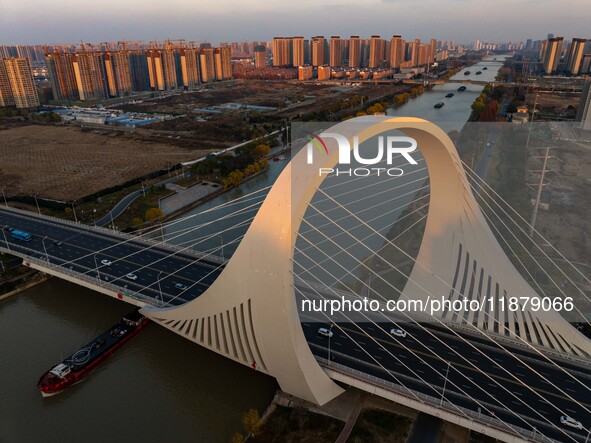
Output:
(303, 317), (591, 442)
(3, 206), (591, 441)
(0, 207), (223, 306)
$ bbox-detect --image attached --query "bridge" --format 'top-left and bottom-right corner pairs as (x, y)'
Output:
(401, 78), (584, 92)
(2, 117), (591, 443)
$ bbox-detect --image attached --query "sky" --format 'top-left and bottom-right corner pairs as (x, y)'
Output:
(1, 0), (590, 45)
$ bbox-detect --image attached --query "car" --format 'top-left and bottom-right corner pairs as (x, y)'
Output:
(390, 327), (407, 338)
(52, 240), (63, 246)
(318, 327), (333, 338)
(100, 259), (112, 266)
(174, 282), (188, 291)
(126, 273), (138, 281)
(560, 415), (583, 430)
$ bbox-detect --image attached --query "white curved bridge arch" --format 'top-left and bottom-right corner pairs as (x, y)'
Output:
(142, 117), (591, 405)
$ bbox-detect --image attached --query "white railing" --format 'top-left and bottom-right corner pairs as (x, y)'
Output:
(316, 356), (561, 443)
(1, 205), (226, 266)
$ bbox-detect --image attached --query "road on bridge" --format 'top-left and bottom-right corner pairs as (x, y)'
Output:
(302, 315), (591, 443)
(0, 207), (223, 306)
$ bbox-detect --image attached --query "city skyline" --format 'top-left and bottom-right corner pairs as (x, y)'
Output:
(2, 0), (591, 45)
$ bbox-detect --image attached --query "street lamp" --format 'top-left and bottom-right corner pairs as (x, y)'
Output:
(1, 186), (7, 207)
(71, 200), (78, 224)
(33, 193), (40, 215)
(1, 226), (10, 251)
(42, 236), (49, 262)
(157, 270), (164, 306)
(328, 324), (334, 365)
(440, 362), (451, 407)
(93, 253), (101, 281)
(218, 235), (224, 260)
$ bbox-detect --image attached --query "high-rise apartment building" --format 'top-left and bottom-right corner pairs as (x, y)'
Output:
(72, 52), (109, 101)
(292, 37), (305, 67)
(542, 37), (564, 74)
(329, 36), (342, 67)
(215, 47), (232, 80)
(389, 35), (404, 70)
(368, 35), (385, 68)
(127, 51), (150, 91)
(254, 45), (266, 69)
(45, 51), (80, 101)
(104, 51), (132, 97)
(0, 58), (40, 108)
(179, 48), (201, 88)
(272, 37), (292, 67)
(146, 48), (178, 91)
(349, 36), (360, 68)
(576, 77), (591, 130)
(311, 36), (325, 67)
(409, 38), (421, 67)
(199, 48), (216, 83)
(565, 38), (587, 75)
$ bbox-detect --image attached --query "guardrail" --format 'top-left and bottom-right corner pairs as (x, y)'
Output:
(0, 242), (161, 307)
(0, 205), (226, 266)
(316, 356), (561, 443)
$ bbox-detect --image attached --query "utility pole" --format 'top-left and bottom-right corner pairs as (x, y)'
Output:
(71, 200), (78, 223)
(33, 193), (40, 215)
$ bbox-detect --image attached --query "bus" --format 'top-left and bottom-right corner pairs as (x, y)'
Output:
(10, 230), (33, 242)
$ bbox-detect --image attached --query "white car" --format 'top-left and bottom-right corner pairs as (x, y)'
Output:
(560, 415), (583, 430)
(318, 327), (333, 338)
(390, 327), (407, 338)
(100, 259), (112, 266)
(126, 273), (138, 281)
(174, 282), (188, 291)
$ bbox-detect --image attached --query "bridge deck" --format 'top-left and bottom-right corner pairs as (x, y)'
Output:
(0, 207), (224, 307)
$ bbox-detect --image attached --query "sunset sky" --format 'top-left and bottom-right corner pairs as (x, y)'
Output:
(2, 0), (590, 44)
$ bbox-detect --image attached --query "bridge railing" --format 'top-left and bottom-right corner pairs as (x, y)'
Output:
(317, 356), (559, 443)
(0, 242), (160, 307)
(0, 205), (226, 266)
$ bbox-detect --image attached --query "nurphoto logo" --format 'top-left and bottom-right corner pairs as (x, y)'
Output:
(305, 132), (419, 177)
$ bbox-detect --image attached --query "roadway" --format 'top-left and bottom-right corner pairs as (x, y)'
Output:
(302, 317), (591, 442)
(4, 207), (591, 441)
(0, 207), (223, 306)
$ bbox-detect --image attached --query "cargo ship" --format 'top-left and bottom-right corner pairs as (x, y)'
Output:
(37, 309), (148, 397)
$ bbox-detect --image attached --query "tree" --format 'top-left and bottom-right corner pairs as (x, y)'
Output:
(229, 433), (244, 443)
(252, 144), (270, 159)
(471, 101), (486, 115)
(241, 408), (261, 437)
(132, 217), (144, 229)
(145, 207), (164, 224)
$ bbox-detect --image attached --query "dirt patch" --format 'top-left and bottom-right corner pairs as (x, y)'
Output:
(0, 125), (207, 200)
(250, 405), (343, 443)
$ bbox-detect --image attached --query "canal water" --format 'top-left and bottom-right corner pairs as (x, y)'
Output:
(0, 55), (509, 442)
